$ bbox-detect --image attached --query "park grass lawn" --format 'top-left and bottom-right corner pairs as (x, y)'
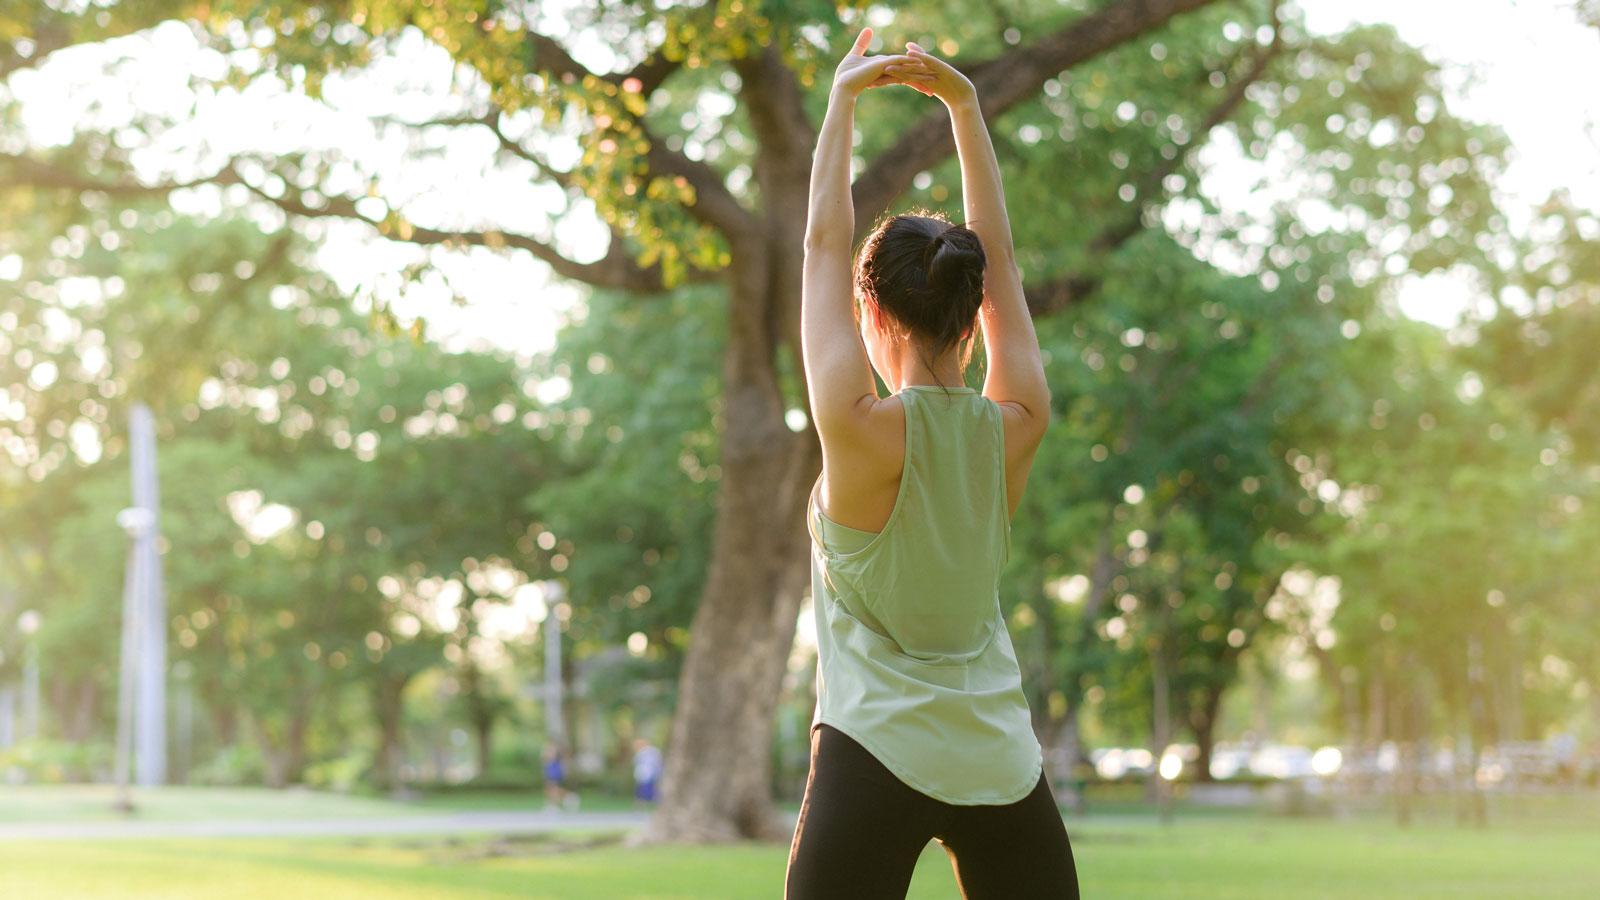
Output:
(2, 810), (1598, 899)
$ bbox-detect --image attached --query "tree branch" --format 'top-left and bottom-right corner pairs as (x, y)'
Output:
(525, 25), (681, 95)
(0, 6), (161, 79)
(518, 28), (750, 244)
(1024, 272), (1103, 318)
(1093, 0), (1284, 254)
(0, 150), (697, 294)
(380, 110), (581, 191)
(0, 22), (70, 79)
(219, 161), (691, 293)
(0, 151), (217, 196)
(524, 30), (593, 85)
(852, 0), (1222, 237)
(621, 50), (681, 96)
(639, 122), (760, 236)
(388, 106), (754, 250)
(1022, 0), (1285, 318)
(733, 46), (819, 180)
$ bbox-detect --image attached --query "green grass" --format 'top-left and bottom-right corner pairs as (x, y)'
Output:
(2, 806), (1598, 899)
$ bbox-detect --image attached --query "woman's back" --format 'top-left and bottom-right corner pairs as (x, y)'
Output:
(808, 384), (1040, 805)
(813, 385), (1009, 655)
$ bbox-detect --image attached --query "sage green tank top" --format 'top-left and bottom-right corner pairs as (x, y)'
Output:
(807, 384), (1043, 805)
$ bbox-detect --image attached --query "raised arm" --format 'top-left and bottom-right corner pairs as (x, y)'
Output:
(801, 29), (922, 435)
(902, 43), (1052, 433)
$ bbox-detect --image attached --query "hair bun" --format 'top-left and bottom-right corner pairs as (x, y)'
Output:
(926, 226), (985, 307)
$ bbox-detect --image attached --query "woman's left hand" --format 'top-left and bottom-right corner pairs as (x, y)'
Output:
(831, 27), (935, 98)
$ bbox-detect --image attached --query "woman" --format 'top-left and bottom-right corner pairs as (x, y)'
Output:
(786, 29), (1079, 900)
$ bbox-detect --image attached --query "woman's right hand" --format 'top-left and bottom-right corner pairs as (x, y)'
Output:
(886, 42), (976, 109)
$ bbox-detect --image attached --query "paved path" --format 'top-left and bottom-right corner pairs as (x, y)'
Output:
(0, 810), (655, 841)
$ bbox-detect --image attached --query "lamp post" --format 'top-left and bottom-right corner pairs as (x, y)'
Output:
(112, 400), (168, 812)
(543, 580), (566, 750)
(128, 404), (167, 788)
(114, 504), (154, 812)
(17, 610), (40, 741)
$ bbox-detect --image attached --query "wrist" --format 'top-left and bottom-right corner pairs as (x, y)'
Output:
(829, 83), (860, 106)
(944, 91), (979, 115)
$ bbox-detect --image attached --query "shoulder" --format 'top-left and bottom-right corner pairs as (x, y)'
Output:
(816, 390), (908, 460)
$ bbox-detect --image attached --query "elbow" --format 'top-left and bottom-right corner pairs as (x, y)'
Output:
(1034, 390), (1054, 431)
(1025, 384), (1054, 434)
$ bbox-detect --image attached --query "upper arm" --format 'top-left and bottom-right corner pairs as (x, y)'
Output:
(978, 248), (1051, 424)
(801, 235), (879, 443)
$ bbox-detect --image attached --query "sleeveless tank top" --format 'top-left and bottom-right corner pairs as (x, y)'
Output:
(806, 384), (1043, 805)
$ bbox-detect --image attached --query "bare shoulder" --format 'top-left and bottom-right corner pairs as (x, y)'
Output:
(815, 393), (906, 531)
(817, 391), (906, 476)
(817, 389), (903, 446)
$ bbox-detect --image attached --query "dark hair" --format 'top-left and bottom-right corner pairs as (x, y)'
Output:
(854, 212), (985, 393)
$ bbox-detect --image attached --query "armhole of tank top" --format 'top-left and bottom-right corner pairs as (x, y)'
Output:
(805, 473), (826, 551)
(811, 391), (915, 562)
(992, 399), (1012, 562)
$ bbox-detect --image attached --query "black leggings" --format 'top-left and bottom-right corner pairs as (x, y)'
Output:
(785, 723), (1079, 899)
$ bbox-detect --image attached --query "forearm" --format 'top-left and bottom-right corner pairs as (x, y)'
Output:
(948, 100), (1048, 409)
(801, 86), (878, 414)
(948, 98), (1016, 260)
(804, 89), (858, 250)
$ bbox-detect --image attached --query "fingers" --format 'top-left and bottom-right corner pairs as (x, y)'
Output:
(882, 66), (932, 79)
(883, 68), (935, 90)
(883, 56), (934, 77)
(872, 73), (932, 93)
(905, 42), (953, 69)
(866, 54), (917, 75)
(866, 78), (933, 95)
(886, 60), (933, 73)
(849, 27), (873, 57)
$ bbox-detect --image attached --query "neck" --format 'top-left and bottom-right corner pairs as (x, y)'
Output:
(892, 348), (964, 391)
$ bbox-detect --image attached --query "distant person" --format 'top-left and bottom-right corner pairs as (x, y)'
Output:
(785, 31), (1077, 899)
(632, 738), (663, 806)
(543, 744), (577, 811)
(1551, 731), (1578, 784)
